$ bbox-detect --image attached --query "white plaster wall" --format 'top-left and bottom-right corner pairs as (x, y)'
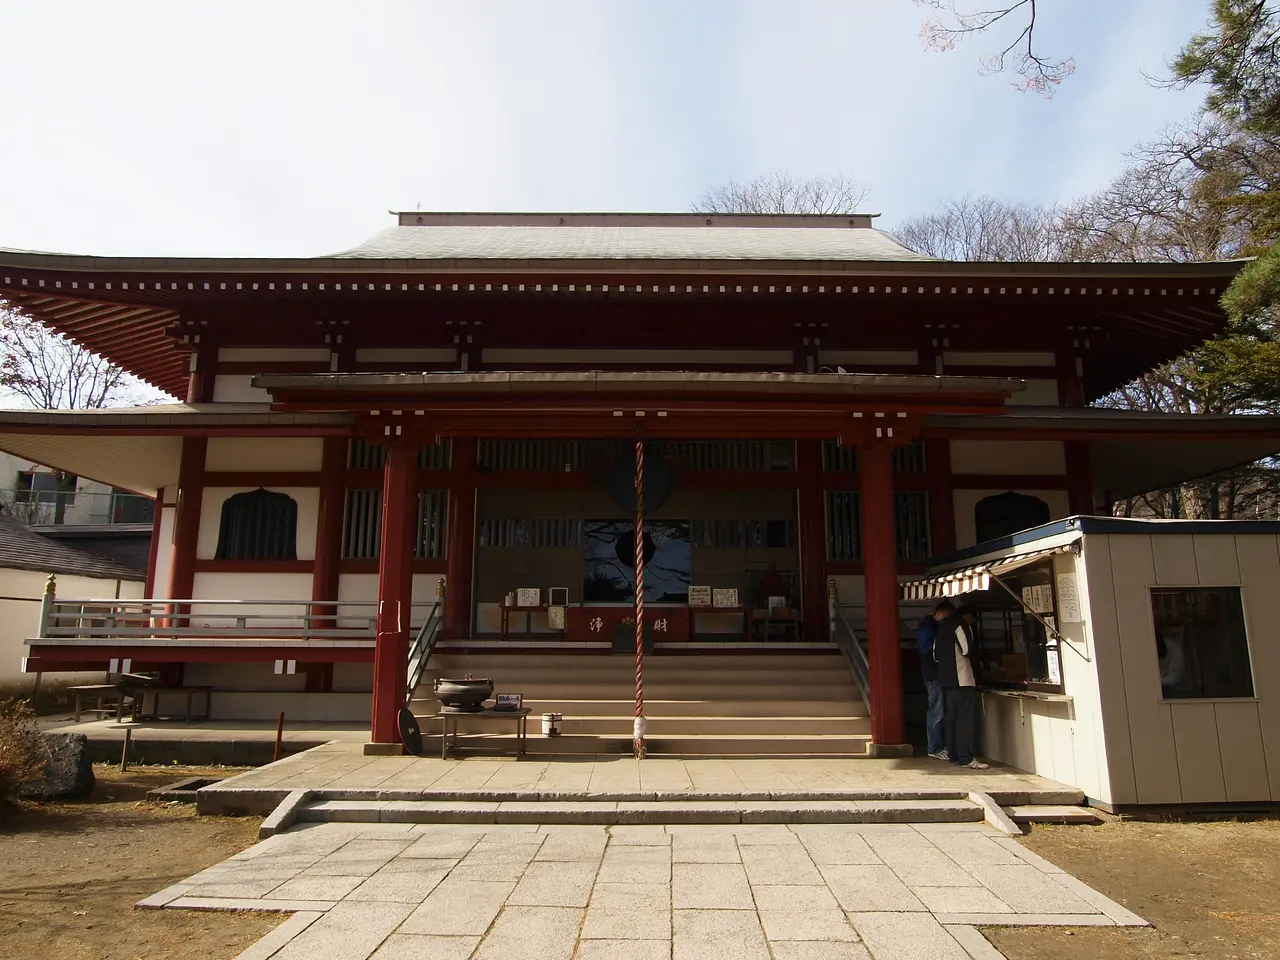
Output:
(151, 493), (176, 599)
(817, 351), (918, 367)
(335, 663), (374, 692)
(952, 490), (1070, 550)
(2, 569), (145, 686)
(205, 438), (324, 472)
(189, 572), (315, 624)
(356, 348), (457, 364)
(950, 440), (1066, 475)
(218, 348), (332, 362)
(1006, 380), (1060, 406)
(211, 375), (270, 403)
(196, 487), (320, 560)
(943, 352), (1056, 367)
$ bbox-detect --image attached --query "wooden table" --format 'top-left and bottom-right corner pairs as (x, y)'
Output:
(123, 685), (214, 723)
(69, 684), (129, 722)
(439, 707), (531, 758)
(499, 605), (566, 642)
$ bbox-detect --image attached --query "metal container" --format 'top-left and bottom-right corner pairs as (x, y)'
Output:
(542, 712), (563, 737)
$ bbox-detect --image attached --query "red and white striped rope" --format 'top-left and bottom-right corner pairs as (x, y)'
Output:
(634, 439), (646, 757)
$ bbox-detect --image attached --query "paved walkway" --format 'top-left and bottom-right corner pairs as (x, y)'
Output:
(209, 742), (1078, 802)
(143, 821), (1144, 959)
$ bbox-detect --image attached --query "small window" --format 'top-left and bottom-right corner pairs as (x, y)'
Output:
(1151, 587), (1254, 699)
(15, 470), (76, 504)
(215, 489), (298, 560)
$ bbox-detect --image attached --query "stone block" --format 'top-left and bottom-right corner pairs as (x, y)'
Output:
(912, 886), (1015, 914)
(759, 909), (859, 942)
(849, 912), (972, 960)
(940, 925), (1007, 960)
(401, 879), (516, 936)
(575, 941), (673, 960)
(819, 865), (926, 913)
(473, 906), (583, 960)
(19, 733), (94, 800)
(347, 865), (450, 903)
(508, 860), (598, 907)
(232, 911), (324, 960)
(963, 863), (1097, 914)
(740, 844), (823, 885)
(369, 934), (480, 959)
(672, 863), (754, 910)
(673, 909), (770, 960)
(589, 881), (670, 911)
(582, 906), (671, 940)
(768, 944), (872, 960)
(672, 833), (741, 863)
(267, 874), (366, 901)
(271, 900), (415, 959)
(750, 884), (840, 913)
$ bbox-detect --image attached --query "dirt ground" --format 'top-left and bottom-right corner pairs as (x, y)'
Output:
(0, 765), (279, 960)
(992, 816), (1280, 960)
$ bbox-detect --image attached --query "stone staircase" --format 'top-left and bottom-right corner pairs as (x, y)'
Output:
(409, 651), (872, 756)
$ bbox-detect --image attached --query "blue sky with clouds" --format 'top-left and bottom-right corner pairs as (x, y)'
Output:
(0, 1), (1213, 258)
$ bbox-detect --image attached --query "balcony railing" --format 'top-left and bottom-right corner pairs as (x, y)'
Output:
(3, 488), (156, 526)
(37, 598), (440, 643)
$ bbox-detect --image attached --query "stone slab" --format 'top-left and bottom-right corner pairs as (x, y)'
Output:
(270, 901), (415, 960)
(672, 862), (755, 910)
(849, 912), (972, 960)
(473, 906), (583, 960)
(261, 789), (314, 838)
(233, 911), (324, 960)
(368, 934), (480, 960)
(673, 908), (771, 960)
(1005, 804), (1103, 824)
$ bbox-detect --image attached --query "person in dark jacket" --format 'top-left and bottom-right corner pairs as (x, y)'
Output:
(934, 604), (988, 769)
(916, 599), (955, 759)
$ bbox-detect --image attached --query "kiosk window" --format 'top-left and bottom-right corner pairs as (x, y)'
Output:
(1151, 588), (1253, 699)
(969, 560), (1064, 693)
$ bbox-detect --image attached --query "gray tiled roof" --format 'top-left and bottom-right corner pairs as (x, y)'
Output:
(331, 225), (936, 262)
(0, 516), (145, 580)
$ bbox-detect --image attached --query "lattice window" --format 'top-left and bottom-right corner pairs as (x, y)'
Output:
(477, 440), (599, 472)
(215, 488), (298, 560)
(658, 440), (795, 472)
(825, 489), (932, 562)
(347, 438), (452, 470)
(691, 519), (796, 549)
(820, 441), (926, 473)
(477, 518), (585, 548)
(342, 488), (449, 559)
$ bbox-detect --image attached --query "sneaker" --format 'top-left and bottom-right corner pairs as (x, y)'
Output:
(928, 749), (950, 761)
(961, 758), (989, 769)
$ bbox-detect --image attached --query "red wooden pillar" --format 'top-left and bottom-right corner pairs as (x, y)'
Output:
(797, 440), (827, 640)
(166, 437), (206, 616)
(860, 445), (907, 749)
(444, 437), (477, 641)
(312, 437), (347, 619)
(371, 442), (417, 744)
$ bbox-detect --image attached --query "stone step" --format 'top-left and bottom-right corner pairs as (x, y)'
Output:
(1005, 804), (1103, 824)
(416, 682), (859, 701)
(413, 714), (871, 736)
(416, 732), (871, 756)
(296, 796), (983, 825)
(409, 697), (866, 718)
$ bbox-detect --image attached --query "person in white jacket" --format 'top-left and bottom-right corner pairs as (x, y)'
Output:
(934, 604), (987, 769)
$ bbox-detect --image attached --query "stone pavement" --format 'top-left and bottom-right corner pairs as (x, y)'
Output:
(203, 742), (1079, 807)
(141, 821), (1145, 959)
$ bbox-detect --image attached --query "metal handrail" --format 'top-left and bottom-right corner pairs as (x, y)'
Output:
(405, 598), (444, 701)
(831, 602), (873, 710)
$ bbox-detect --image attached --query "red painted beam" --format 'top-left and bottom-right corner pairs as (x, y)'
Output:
(371, 442), (417, 743)
(860, 446), (906, 748)
(24, 646), (374, 666)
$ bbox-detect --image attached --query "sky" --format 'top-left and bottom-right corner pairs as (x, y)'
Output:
(0, 0), (1214, 258)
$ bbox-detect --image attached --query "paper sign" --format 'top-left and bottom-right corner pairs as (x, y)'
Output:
(1056, 573), (1082, 622)
(516, 587), (541, 607)
(1046, 648), (1062, 685)
(1021, 584), (1054, 615)
(712, 588), (739, 608)
(688, 586), (712, 607)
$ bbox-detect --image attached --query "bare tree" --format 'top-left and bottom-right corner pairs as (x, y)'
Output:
(0, 305), (154, 522)
(692, 170), (868, 215)
(917, 0), (1074, 95)
(890, 195), (1060, 260)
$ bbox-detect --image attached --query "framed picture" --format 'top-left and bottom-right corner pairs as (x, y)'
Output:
(548, 586), (569, 606)
(713, 588), (739, 608)
(688, 586), (712, 607)
(516, 587), (541, 608)
(494, 693), (523, 712)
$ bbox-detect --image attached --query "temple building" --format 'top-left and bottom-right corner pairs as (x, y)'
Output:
(2, 211), (1278, 766)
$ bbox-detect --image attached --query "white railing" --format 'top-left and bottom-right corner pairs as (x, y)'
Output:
(39, 597), (440, 642)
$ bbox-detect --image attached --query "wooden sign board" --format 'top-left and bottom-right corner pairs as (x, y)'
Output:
(712, 588), (739, 608)
(516, 587), (541, 608)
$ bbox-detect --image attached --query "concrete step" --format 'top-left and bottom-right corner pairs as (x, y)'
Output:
(413, 714), (870, 736)
(1005, 804), (1102, 825)
(296, 796), (983, 825)
(415, 683), (859, 701)
(408, 731), (873, 756)
(409, 697), (865, 718)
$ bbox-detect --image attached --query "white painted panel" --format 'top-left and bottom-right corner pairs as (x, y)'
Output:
(196, 487), (320, 560)
(334, 662), (374, 692)
(1215, 701), (1271, 802)
(1193, 535), (1241, 585)
(817, 350), (918, 366)
(1171, 702), (1227, 803)
(950, 440), (1066, 475)
(1235, 535), (1280, 800)
(218, 348), (332, 362)
(189, 572), (315, 624)
(481, 348), (794, 365)
(1151, 534), (1199, 585)
(1077, 536), (1135, 806)
(943, 351), (1056, 367)
(337, 573), (379, 628)
(1054, 551), (1109, 804)
(953, 490), (1070, 550)
(1109, 535), (1183, 803)
(356, 348), (458, 364)
(206, 438), (324, 472)
(1006, 379), (1059, 406)
(211, 375), (270, 403)
(210, 691), (370, 722)
(152, 503), (176, 599)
